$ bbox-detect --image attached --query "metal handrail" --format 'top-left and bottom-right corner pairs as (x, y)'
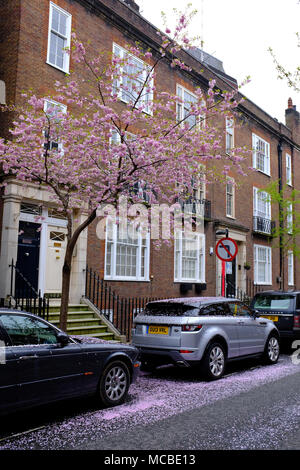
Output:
(9, 259), (39, 298)
(7, 259), (49, 320)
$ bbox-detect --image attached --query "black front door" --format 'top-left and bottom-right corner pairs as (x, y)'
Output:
(226, 257), (236, 298)
(16, 221), (41, 297)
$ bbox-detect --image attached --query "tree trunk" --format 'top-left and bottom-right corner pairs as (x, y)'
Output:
(59, 208), (97, 331)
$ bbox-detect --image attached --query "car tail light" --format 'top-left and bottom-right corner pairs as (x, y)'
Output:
(294, 315), (300, 328)
(182, 325), (202, 332)
(180, 350), (194, 354)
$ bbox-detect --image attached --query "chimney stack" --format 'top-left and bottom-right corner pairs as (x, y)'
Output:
(123, 0), (140, 12)
(286, 97), (300, 143)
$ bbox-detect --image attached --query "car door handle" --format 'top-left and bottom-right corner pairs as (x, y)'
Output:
(19, 355), (38, 360)
(237, 320), (244, 324)
(259, 321), (267, 325)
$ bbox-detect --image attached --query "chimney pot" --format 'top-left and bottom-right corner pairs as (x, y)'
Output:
(288, 97), (293, 108)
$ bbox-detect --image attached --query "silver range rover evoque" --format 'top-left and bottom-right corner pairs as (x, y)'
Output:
(131, 297), (280, 380)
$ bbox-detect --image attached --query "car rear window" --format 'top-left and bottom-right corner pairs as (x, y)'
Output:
(143, 303), (200, 317)
(253, 294), (294, 311)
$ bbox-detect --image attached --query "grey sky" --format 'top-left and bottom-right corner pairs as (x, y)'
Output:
(138, 0), (300, 124)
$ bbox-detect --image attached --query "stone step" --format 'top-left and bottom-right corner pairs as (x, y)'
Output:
(51, 318), (107, 328)
(64, 325), (112, 335)
(48, 311), (95, 321)
(46, 302), (120, 342)
(48, 304), (90, 313)
(72, 332), (116, 341)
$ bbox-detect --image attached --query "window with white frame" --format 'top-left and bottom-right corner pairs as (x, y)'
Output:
(226, 117), (234, 153)
(105, 220), (149, 281)
(47, 3), (72, 73)
(177, 85), (204, 130)
(44, 99), (67, 152)
(174, 231), (205, 282)
(286, 153), (292, 186)
(254, 245), (272, 285)
(253, 187), (271, 233)
(287, 202), (293, 234)
(178, 168), (206, 216)
(113, 44), (153, 114)
(194, 166), (206, 201)
(226, 178), (235, 218)
(0, 80), (5, 105)
(288, 251), (294, 286)
(252, 134), (270, 176)
(110, 128), (149, 202)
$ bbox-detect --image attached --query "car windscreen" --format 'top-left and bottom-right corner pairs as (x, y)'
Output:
(253, 295), (294, 311)
(143, 303), (200, 317)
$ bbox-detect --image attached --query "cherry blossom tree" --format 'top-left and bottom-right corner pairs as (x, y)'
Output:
(0, 7), (248, 331)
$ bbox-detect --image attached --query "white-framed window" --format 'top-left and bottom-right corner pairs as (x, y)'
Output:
(287, 202), (293, 235)
(0, 80), (5, 105)
(226, 178), (235, 218)
(193, 166), (206, 201)
(252, 134), (270, 176)
(47, 2), (71, 73)
(288, 251), (294, 286)
(253, 187), (271, 233)
(254, 245), (272, 285)
(178, 168), (206, 217)
(176, 84), (205, 130)
(110, 128), (149, 202)
(286, 153), (292, 186)
(43, 98), (67, 152)
(226, 117), (234, 153)
(112, 43), (153, 114)
(174, 231), (205, 282)
(105, 220), (150, 281)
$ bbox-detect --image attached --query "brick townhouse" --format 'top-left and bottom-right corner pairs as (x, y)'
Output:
(0, 0), (300, 308)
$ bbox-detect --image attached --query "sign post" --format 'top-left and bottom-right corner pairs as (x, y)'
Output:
(216, 237), (238, 297)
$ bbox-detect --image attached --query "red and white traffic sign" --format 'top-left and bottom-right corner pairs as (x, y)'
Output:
(215, 237), (238, 262)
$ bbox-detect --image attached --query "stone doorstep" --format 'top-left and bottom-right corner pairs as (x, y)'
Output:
(47, 303), (121, 342)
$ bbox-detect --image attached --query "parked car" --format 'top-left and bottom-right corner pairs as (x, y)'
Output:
(131, 297), (280, 380)
(250, 290), (300, 341)
(0, 309), (140, 416)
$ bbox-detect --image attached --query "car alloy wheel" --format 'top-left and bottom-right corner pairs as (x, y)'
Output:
(267, 336), (280, 363)
(99, 361), (130, 407)
(201, 342), (226, 380)
(209, 345), (225, 378)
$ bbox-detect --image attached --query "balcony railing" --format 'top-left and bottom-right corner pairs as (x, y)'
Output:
(253, 216), (275, 235)
(178, 198), (211, 219)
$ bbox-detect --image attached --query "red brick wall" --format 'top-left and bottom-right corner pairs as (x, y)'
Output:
(1, 0), (300, 299)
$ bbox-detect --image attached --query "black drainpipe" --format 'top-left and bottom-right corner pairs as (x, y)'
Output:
(277, 140), (283, 290)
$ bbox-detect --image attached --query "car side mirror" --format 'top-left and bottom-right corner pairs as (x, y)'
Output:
(57, 332), (69, 347)
(252, 310), (260, 319)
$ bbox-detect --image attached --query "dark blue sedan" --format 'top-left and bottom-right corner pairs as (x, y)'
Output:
(0, 309), (140, 415)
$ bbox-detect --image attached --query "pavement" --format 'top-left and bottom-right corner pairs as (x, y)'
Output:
(0, 354), (299, 450)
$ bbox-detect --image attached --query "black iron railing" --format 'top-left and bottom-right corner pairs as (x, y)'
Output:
(6, 259), (49, 321)
(224, 277), (266, 304)
(178, 198), (211, 219)
(85, 266), (165, 340)
(253, 216), (275, 235)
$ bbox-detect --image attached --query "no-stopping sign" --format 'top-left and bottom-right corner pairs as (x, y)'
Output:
(216, 237), (238, 262)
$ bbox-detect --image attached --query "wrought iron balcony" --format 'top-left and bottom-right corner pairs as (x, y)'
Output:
(178, 197), (211, 219)
(253, 216), (275, 235)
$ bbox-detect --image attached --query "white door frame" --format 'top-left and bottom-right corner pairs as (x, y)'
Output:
(19, 208), (67, 296)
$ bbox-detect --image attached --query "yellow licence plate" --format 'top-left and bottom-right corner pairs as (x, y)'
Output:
(261, 316), (279, 322)
(148, 325), (169, 335)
